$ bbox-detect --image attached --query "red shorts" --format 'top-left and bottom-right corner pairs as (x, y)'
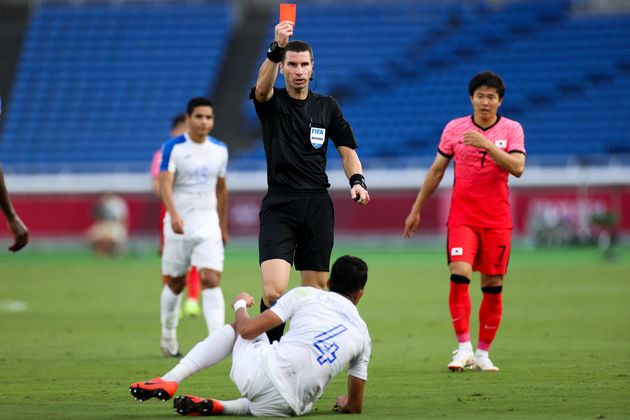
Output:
(447, 224), (512, 275)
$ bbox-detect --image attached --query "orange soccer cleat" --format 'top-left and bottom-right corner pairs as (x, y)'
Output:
(129, 377), (178, 401)
(173, 395), (224, 416)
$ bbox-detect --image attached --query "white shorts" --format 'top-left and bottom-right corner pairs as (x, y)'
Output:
(230, 335), (294, 417)
(161, 236), (224, 277)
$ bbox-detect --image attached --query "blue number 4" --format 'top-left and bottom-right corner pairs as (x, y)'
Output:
(313, 324), (348, 365)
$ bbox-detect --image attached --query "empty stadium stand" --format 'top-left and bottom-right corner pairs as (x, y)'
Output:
(0, 2), (231, 173)
(237, 0), (630, 168)
(1, 1), (628, 173)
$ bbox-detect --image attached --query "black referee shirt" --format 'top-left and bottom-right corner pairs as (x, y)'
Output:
(250, 87), (358, 190)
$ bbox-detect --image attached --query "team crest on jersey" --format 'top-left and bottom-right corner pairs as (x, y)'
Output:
(495, 139), (507, 149)
(310, 127), (326, 149)
(451, 247), (463, 256)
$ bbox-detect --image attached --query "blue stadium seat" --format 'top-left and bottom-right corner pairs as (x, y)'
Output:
(0, 2), (231, 173)
(2, 1), (628, 172)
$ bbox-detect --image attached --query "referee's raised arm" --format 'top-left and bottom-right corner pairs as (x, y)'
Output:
(255, 22), (293, 103)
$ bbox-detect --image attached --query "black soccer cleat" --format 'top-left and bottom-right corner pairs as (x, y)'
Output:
(173, 395), (223, 416)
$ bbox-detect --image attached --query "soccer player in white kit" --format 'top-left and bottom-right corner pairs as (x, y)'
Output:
(158, 97), (229, 357)
(130, 255), (371, 417)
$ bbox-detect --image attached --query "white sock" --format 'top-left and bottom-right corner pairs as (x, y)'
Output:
(202, 287), (225, 334)
(160, 285), (182, 335)
(476, 348), (489, 358)
(162, 324), (236, 383)
(459, 341), (473, 352)
(220, 398), (250, 416)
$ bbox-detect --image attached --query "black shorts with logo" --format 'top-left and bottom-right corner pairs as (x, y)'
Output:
(258, 190), (334, 271)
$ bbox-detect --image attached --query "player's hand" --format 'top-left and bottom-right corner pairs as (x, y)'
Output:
(403, 211), (420, 239)
(233, 292), (255, 308)
(333, 395), (349, 412)
(171, 213), (185, 234)
(7, 216), (28, 252)
(275, 21), (294, 47)
(221, 229), (229, 247)
(462, 131), (491, 149)
(351, 185), (369, 206)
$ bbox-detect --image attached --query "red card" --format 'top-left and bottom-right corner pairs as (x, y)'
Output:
(280, 3), (296, 25)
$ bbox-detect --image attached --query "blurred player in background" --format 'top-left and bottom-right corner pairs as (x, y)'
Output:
(403, 72), (526, 372)
(86, 192), (128, 256)
(0, 168), (28, 252)
(130, 255), (371, 417)
(151, 114), (202, 318)
(251, 21), (370, 343)
(158, 97), (229, 357)
(0, 97), (28, 252)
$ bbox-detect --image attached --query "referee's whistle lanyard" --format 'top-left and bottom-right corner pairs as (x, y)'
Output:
(308, 118), (324, 130)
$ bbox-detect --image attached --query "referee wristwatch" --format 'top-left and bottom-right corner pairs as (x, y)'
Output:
(349, 174), (368, 202)
(267, 41), (285, 63)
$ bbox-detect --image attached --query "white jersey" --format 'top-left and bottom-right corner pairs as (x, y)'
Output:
(267, 287), (371, 416)
(160, 133), (228, 240)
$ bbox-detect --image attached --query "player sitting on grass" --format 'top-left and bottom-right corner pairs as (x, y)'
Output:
(129, 255), (371, 417)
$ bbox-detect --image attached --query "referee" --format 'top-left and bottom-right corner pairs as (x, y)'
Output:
(251, 21), (369, 342)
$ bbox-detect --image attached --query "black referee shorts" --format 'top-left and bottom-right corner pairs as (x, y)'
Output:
(258, 191), (334, 271)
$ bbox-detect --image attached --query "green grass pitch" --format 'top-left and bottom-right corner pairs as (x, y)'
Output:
(0, 245), (629, 418)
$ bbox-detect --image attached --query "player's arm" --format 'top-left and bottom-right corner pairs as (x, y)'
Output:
(0, 166), (28, 252)
(159, 171), (184, 234)
(462, 131), (525, 177)
(403, 153), (450, 238)
(334, 375), (365, 414)
(232, 292), (283, 339)
(487, 146), (525, 177)
(150, 151), (162, 199)
(216, 176), (229, 245)
(337, 146), (369, 205)
(255, 22), (293, 103)
(151, 178), (161, 199)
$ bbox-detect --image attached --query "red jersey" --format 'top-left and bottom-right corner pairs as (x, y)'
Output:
(438, 115), (525, 228)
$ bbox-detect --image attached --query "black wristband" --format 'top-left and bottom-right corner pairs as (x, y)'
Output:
(349, 173), (367, 190)
(266, 41), (285, 63)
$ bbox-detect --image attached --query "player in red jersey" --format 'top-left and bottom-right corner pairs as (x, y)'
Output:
(151, 115), (202, 321)
(403, 72), (526, 372)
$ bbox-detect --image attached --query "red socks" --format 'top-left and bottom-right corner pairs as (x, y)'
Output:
(478, 286), (503, 351)
(187, 267), (200, 301)
(449, 275), (471, 343)
(450, 276), (504, 351)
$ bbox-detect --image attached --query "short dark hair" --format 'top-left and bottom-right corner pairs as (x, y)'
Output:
(171, 114), (185, 129)
(468, 71), (505, 99)
(328, 255), (368, 296)
(186, 97), (213, 115)
(282, 40), (314, 63)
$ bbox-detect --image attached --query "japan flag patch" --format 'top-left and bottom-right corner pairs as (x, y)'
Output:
(495, 139), (507, 149)
(450, 247), (463, 256)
